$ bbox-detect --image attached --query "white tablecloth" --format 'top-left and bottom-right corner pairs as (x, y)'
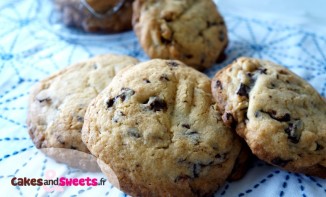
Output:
(0, 0), (325, 196)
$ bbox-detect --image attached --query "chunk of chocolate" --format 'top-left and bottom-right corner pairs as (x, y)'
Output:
(167, 61), (179, 67)
(143, 78), (151, 83)
(116, 88), (135, 102)
(192, 164), (201, 178)
(106, 98), (115, 108)
(215, 80), (223, 90)
(255, 111), (261, 118)
(316, 143), (324, 151)
(284, 120), (302, 144)
(182, 124), (190, 129)
(56, 135), (65, 145)
(265, 110), (291, 122)
(144, 97), (168, 112)
(37, 98), (51, 103)
(77, 116), (84, 122)
(218, 30), (225, 42)
(236, 83), (249, 98)
(127, 128), (141, 138)
(215, 153), (227, 164)
(259, 68), (267, 74)
(271, 157), (292, 167)
(206, 21), (217, 28)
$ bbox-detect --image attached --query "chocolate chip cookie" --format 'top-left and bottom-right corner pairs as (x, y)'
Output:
(212, 57), (326, 178)
(133, 0), (228, 70)
(82, 59), (243, 196)
(55, 0), (133, 32)
(27, 54), (139, 153)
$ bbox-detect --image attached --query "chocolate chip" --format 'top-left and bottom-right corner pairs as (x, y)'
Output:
(265, 110), (291, 122)
(167, 61), (179, 67)
(70, 146), (77, 150)
(215, 80), (223, 90)
(144, 97), (168, 112)
(279, 70), (289, 75)
(215, 153), (227, 164)
(271, 157), (292, 167)
(77, 116), (84, 122)
(255, 111), (261, 118)
(207, 21), (217, 28)
(56, 135), (65, 145)
(284, 120), (302, 144)
(185, 54), (193, 59)
(268, 83), (277, 89)
(236, 83), (249, 98)
(161, 36), (172, 44)
(259, 68), (267, 74)
(116, 88), (135, 102)
(218, 30), (225, 42)
(37, 98), (51, 103)
(159, 74), (170, 81)
(192, 164), (201, 178)
(106, 98), (115, 108)
(127, 128), (141, 138)
(185, 130), (198, 135)
(143, 78), (151, 83)
(182, 124), (190, 129)
(316, 143), (324, 151)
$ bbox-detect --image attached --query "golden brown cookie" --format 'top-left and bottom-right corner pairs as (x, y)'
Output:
(211, 57), (326, 178)
(27, 54), (139, 153)
(82, 59), (243, 196)
(133, 0), (228, 70)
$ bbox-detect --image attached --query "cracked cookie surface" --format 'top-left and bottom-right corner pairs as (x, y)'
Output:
(132, 0), (228, 70)
(27, 54), (139, 153)
(212, 57), (326, 178)
(82, 59), (242, 196)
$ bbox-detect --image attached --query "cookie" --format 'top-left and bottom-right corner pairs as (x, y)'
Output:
(132, 0), (228, 70)
(211, 57), (326, 178)
(82, 59), (244, 196)
(27, 54), (139, 153)
(55, 0), (133, 33)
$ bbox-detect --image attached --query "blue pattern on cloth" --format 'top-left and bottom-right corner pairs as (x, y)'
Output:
(0, 0), (325, 196)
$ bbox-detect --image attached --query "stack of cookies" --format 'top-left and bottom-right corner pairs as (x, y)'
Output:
(29, 0), (326, 196)
(27, 54), (326, 196)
